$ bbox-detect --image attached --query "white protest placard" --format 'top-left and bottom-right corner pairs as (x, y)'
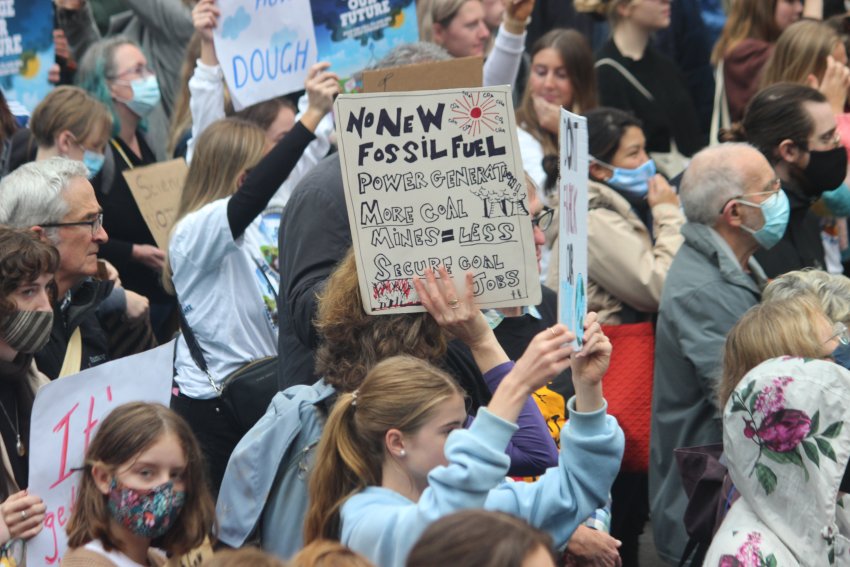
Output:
(557, 109), (589, 348)
(123, 159), (188, 251)
(26, 342), (175, 566)
(214, 0), (318, 110)
(334, 86), (541, 314)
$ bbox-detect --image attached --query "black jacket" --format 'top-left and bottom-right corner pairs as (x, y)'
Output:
(35, 279), (113, 380)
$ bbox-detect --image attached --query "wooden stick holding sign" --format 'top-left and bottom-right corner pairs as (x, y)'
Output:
(123, 159), (188, 251)
(334, 85), (541, 314)
(557, 108), (589, 349)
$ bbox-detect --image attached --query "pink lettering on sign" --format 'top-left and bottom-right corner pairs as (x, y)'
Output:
(43, 485), (77, 564)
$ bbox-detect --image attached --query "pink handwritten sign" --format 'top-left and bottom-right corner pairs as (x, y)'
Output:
(26, 341), (175, 565)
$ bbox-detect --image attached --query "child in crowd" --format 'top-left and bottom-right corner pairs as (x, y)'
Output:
(62, 402), (215, 566)
(304, 267), (624, 567)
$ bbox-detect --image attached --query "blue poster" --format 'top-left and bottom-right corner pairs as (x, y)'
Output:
(311, 0), (418, 91)
(0, 0), (54, 115)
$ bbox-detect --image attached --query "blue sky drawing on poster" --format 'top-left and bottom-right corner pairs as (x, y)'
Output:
(311, 0), (418, 90)
(0, 0), (54, 113)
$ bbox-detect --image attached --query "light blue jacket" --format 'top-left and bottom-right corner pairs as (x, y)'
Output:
(340, 401), (624, 567)
(216, 379), (335, 557)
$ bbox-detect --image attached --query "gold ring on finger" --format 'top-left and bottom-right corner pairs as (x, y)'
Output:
(448, 298), (459, 306)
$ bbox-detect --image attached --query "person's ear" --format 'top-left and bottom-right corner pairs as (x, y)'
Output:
(720, 199), (743, 228)
(777, 139), (801, 164)
(29, 226), (49, 243)
(55, 130), (76, 156)
(384, 428), (407, 459)
(91, 463), (113, 495)
(589, 162), (611, 181)
(431, 22), (445, 45)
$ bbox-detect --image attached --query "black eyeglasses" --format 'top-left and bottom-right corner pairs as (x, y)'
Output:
(41, 213), (104, 236)
(532, 206), (554, 231)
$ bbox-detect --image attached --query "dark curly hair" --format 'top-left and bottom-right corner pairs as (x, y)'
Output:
(0, 227), (59, 321)
(313, 249), (447, 392)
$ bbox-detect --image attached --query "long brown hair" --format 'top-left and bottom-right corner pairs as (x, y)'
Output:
(760, 20), (841, 88)
(712, 0), (782, 64)
(162, 117), (266, 293)
(719, 295), (828, 409)
(304, 356), (464, 543)
(66, 402), (216, 556)
(314, 250), (447, 392)
(515, 29), (597, 157)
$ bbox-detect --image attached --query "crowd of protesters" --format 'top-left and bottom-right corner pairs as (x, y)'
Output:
(3, 0), (850, 565)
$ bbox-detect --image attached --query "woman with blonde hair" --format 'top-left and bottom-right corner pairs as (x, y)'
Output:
(594, 0), (704, 177)
(29, 86), (113, 179)
(165, 63), (338, 495)
(304, 296), (622, 567)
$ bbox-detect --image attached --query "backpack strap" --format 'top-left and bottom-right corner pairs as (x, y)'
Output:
(595, 58), (655, 101)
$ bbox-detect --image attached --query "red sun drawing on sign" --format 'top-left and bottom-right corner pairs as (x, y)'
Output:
(451, 92), (500, 136)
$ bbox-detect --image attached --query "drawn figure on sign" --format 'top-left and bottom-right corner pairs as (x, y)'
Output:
(372, 278), (418, 310)
(449, 91), (505, 136)
(575, 274), (585, 348)
(470, 186), (529, 219)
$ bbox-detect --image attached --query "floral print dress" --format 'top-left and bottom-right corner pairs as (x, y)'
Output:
(703, 357), (850, 566)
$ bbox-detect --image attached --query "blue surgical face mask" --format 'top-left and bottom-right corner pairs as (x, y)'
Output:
(119, 75), (161, 118)
(82, 150), (105, 179)
(832, 342), (850, 370)
(593, 157), (657, 197)
(735, 190), (791, 250)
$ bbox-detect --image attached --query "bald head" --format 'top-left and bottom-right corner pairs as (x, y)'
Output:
(680, 143), (773, 227)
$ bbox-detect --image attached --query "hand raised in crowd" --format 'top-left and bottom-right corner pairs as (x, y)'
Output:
(301, 62), (340, 133)
(193, 0), (221, 65)
(532, 95), (561, 135)
(808, 55), (850, 115)
(571, 312), (611, 412)
(502, 0), (535, 34)
(0, 491), (46, 542)
(647, 174), (679, 208)
(565, 525), (623, 567)
(414, 265), (491, 349)
(131, 244), (166, 272)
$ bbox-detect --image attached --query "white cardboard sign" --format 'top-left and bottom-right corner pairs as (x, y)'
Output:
(334, 86), (541, 314)
(214, 0), (318, 110)
(557, 109), (589, 348)
(26, 342), (175, 566)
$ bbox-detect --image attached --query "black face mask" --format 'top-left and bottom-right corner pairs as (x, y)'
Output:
(802, 146), (848, 197)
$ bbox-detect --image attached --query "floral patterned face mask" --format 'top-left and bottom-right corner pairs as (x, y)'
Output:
(107, 478), (186, 539)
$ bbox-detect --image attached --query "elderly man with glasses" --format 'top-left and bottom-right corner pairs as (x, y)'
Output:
(649, 143), (790, 565)
(0, 158), (115, 378)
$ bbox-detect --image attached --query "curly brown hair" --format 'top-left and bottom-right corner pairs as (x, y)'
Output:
(314, 250), (447, 392)
(0, 227), (59, 321)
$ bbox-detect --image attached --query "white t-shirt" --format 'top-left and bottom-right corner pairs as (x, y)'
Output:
(83, 539), (165, 566)
(170, 198), (279, 399)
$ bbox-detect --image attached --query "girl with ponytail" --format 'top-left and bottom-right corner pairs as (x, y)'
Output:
(304, 269), (625, 567)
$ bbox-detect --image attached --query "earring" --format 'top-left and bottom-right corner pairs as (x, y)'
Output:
(399, 449), (406, 457)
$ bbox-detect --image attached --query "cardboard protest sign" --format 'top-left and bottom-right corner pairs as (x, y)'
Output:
(0, 0), (54, 114)
(557, 109), (589, 349)
(26, 341), (174, 566)
(362, 56), (482, 93)
(311, 0), (419, 92)
(123, 159), (188, 251)
(215, 0), (318, 111)
(334, 86), (541, 314)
